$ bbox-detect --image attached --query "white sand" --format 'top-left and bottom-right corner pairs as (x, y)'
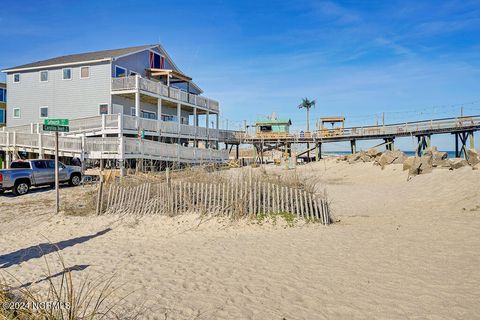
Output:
(1, 159), (479, 319)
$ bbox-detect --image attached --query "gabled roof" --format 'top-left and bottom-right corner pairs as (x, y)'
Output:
(2, 44), (157, 72)
(2, 44), (204, 93)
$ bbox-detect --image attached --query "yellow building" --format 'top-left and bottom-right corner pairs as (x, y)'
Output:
(0, 82), (5, 127)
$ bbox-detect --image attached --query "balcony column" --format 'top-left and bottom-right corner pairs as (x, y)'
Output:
(157, 98), (162, 121)
(206, 111), (210, 149)
(194, 107), (198, 148)
(177, 103), (181, 144)
(216, 113), (219, 149)
(135, 75), (140, 129)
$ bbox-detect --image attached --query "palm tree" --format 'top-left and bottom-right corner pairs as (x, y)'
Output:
(298, 98), (316, 132)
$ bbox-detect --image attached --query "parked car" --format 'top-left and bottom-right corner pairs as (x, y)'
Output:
(0, 160), (82, 196)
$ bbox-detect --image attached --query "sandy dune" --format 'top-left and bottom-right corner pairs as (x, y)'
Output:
(1, 159), (479, 319)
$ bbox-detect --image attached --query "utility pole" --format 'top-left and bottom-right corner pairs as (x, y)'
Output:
(382, 112), (385, 126)
(461, 106), (464, 117)
(54, 131), (59, 214)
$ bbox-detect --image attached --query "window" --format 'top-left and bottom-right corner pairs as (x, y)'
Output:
(161, 115), (176, 122)
(115, 66), (126, 78)
(13, 108), (20, 118)
(149, 51), (164, 69)
(99, 103), (109, 115)
(0, 88), (6, 102)
(131, 107), (136, 116)
(34, 160), (47, 169)
(13, 74), (20, 83)
(46, 160), (56, 169)
(40, 70), (49, 82)
(0, 110), (5, 124)
(80, 66), (90, 79)
(141, 111), (156, 119)
(63, 68), (72, 80)
(11, 161), (31, 169)
(129, 71), (137, 76)
(40, 106), (48, 118)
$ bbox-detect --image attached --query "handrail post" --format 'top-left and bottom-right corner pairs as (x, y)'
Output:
(101, 114), (106, 132)
(38, 132), (43, 159)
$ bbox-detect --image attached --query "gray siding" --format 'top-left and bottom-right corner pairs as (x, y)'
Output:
(6, 62), (111, 127)
(113, 47), (173, 78)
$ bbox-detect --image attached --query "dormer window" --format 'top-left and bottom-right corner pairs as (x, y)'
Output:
(40, 70), (48, 82)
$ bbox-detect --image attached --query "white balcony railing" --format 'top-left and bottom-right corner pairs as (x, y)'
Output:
(112, 76), (220, 113)
(0, 131), (229, 163)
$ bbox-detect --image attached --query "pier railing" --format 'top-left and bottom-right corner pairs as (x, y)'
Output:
(243, 115), (480, 142)
(111, 76), (220, 113)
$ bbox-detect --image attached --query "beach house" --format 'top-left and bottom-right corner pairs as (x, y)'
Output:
(0, 45), (238, 169)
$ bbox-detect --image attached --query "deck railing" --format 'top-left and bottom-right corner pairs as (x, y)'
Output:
(0, 131), (229, 163)
(112, 76), (220, 113)
(2, 114), (243, 143)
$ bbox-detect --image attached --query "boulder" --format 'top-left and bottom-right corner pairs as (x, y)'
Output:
(366, 148), (382, 158)
(408, 155), (433, 176)
(433, 159), (451, 169)
(466, 149), (479, 166)
(347, 153), (361, 164)
(391, 150), (408, 164)
(347, 151), (372, 164)
(376, 150), (407, 169)
(449, 158), (468, 170)
(403, 157), (415, 171)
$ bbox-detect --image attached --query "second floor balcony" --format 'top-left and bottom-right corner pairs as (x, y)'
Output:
(111, 76), (219, 113)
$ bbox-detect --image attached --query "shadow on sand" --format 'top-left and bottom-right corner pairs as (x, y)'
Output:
(0, 228), (111, 269)
(13, 264), (90, 289)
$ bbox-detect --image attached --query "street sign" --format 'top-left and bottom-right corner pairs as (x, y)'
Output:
(44, 118), (69, 126)
(43, 124), (70, 132)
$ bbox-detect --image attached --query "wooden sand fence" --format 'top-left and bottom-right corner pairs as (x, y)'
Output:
(99, 179), (331, 225)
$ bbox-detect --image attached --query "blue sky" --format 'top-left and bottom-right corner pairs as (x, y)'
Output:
(1, 0), (480, 150)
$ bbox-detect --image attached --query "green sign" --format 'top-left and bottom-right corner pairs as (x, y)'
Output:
(44, 118), (69, 126)
(43, 124), (70, 132)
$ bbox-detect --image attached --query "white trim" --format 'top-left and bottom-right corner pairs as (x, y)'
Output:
(99, 103), (109, 115)
(80, 66), (90, 79)
(39, 106), (49, 119)
(13, 73), (20, 83)
(113, 45), (158, 60)
(114, 65), (127, 77)
(13, 107), (20, 118)
(62, 68), (72, 80)
(39, 70), (49, 82)
(2, 58), (111, 73)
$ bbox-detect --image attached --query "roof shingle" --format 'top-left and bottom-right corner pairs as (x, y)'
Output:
(4, 44), (156, 71)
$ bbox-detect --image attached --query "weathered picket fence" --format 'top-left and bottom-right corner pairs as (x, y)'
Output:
(101, 180), (330, 225)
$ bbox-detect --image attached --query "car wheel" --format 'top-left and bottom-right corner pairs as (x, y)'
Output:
(13, 181), (30, 196)
(69, 174), (81, 186)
